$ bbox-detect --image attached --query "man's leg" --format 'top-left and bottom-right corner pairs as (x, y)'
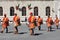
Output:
(6, 27), (8, 33)
(38, 26), (41, 30)
(14, 26), (18, 34)
(1, 27), (5, 33)
(56, 25), (58, 29)
(30, 28), (34, 35)
(50, 26), (52, 31)
(47, 27), (50, 32)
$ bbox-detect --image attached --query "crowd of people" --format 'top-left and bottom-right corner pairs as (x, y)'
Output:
(0, 12), (60, 35)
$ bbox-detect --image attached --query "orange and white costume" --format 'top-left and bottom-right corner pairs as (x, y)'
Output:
(2, 17), (9, 28)
(37, 17), (43, 26)
(13, 16), (20, 27)
(28, 16), (36, 29)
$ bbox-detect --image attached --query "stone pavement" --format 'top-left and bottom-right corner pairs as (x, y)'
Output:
(0, 23), (60, 40)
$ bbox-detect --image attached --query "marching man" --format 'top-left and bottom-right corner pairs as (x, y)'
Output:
(46, 16), (53, 32)
(37, 16), (43, 30)
(13, 13), (20, 34)
(28, 12), (36, 35)
(1, 14), (9, 33)
(54, 15), (59, 29)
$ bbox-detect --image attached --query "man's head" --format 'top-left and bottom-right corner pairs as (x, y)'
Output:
(38, 16), (40, 18)
(14, 13), (17, 16)
(48, 15), (50, 18)
(30, 12), (33, 16)
(4, 14), (6, 17)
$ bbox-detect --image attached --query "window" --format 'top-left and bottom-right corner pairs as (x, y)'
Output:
(46, 6), (50, 16)
(10, 7), (14, 16)
(0, 7), (3, 16)
(22, 7), (26, 16)
(34, 7), (38, 16)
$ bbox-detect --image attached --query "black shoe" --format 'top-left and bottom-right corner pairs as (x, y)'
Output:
(0, 31), (3, 33)
(39, 28), (41, 31)
(38, 26), (41, 30)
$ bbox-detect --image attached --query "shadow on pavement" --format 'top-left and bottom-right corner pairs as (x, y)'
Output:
(18, 32), (27, 34)
(33, 33), (43, 36)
